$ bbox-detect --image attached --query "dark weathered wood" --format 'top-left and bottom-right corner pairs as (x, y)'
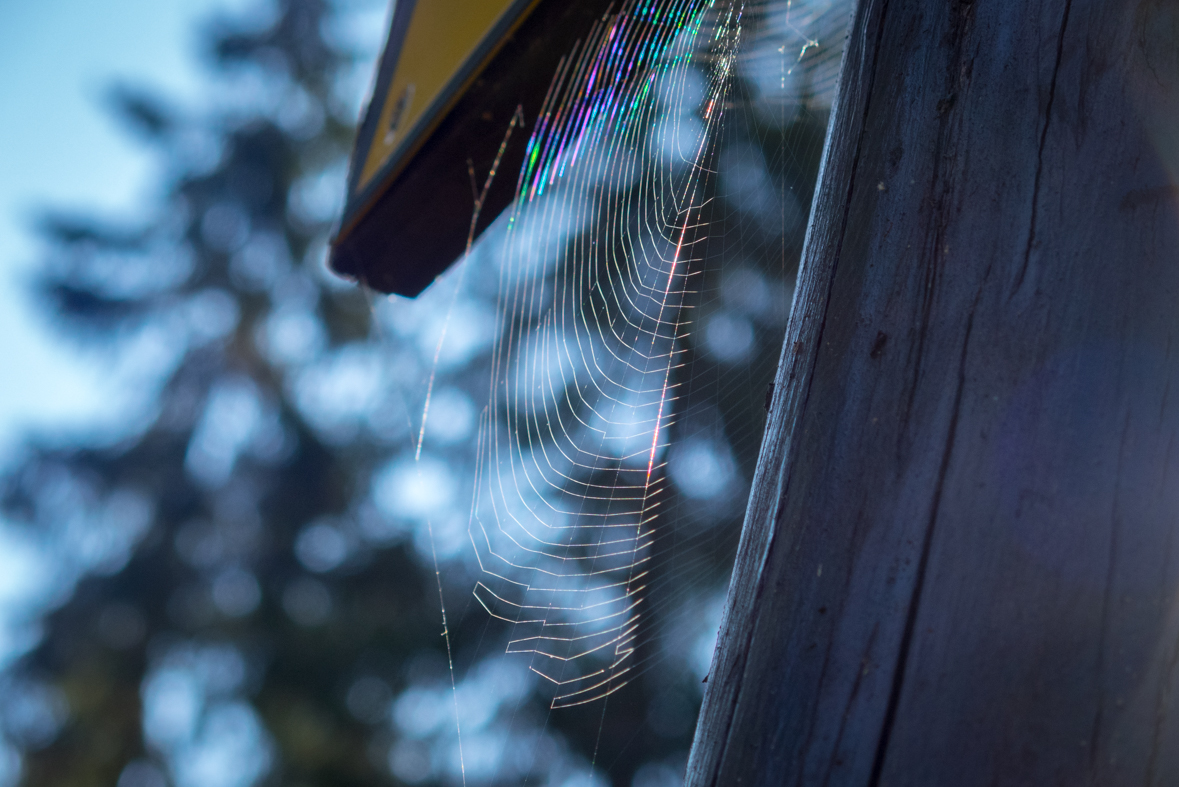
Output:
(688, 0), (1179, 784)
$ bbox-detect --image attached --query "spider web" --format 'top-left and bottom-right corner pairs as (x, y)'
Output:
(465, 0), (849, 710)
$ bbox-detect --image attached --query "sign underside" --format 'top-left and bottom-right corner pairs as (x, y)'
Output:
(331, 0), (616, 297)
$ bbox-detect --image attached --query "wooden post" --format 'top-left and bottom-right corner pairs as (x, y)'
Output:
(688, 0), (1179, 783)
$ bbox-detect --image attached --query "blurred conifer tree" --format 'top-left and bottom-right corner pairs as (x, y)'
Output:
(1, 2), (443, 784)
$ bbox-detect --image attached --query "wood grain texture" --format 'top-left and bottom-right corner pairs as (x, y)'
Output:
(687, 0), (1179, 784)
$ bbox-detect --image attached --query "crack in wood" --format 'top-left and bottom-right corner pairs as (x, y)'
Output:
(867, 297), (977, 786)
(1012, 0), (1074, 297)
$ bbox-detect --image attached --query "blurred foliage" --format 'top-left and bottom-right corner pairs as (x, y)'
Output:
(0, 0), (843, 785)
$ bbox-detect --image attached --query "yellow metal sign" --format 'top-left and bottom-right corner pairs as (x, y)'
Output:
(356, 0), (522, 193)
(332, 0), (617, 296)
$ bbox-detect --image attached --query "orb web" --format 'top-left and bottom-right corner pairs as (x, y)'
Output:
(461, 0), (851, 710)
(469, 0), (743, 708)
